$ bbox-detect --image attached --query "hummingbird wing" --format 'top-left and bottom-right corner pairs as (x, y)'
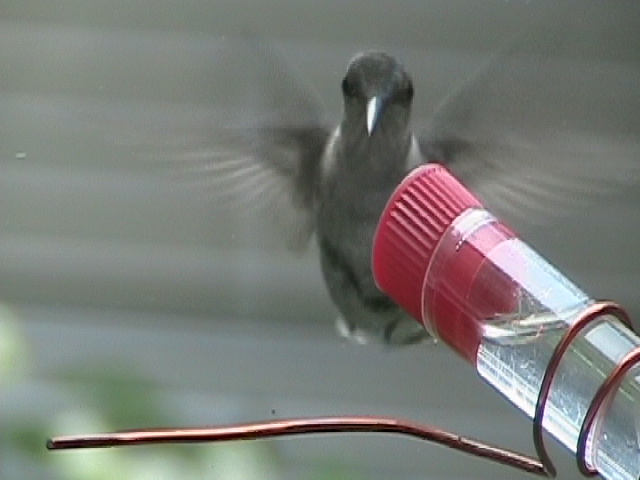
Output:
(166, 37), (331, 251)
(419, 27), (640, 228)
(72, 35), (331, 250)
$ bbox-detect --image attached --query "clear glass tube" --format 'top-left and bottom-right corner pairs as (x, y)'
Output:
(426, 209), (640, 480)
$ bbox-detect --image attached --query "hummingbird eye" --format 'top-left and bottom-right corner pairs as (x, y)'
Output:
(406, 82), (414, 101)
(399, 80), (414, 103)
(341, 76), (358, 98)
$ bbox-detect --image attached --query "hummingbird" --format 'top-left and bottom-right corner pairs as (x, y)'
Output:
(200, 51), (437, 345)
(313, 52), (432, 344)
(180, 45), (639, 346)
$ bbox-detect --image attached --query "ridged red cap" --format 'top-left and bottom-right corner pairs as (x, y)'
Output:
(372, 164), (482, 326)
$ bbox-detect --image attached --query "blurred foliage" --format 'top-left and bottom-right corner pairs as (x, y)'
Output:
(310, 462), (367, 480)
(0, 303), (360, 480)
(0, 305), (30, 384)
(51, 367), (170, 429)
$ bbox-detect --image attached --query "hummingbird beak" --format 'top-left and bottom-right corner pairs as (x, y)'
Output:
(366, 96), (384, 136)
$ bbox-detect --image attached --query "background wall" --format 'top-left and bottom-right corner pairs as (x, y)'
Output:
(1, 2), (639, 479)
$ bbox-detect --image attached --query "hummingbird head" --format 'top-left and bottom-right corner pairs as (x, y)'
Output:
(340, 51), (414, 138)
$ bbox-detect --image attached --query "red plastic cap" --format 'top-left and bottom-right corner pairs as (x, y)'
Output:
(372, 164), (482, 326)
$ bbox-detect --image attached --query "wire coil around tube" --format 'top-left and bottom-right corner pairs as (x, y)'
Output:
(533, 300), (635, 477)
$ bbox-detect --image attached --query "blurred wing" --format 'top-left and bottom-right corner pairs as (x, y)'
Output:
(170, 37), (332, 251)
(97, 36), (333, 251)
(175, 124), (329, 251)
(421, 26), (640, 226)
(49, 33), (332, 252)
(423, 136), (640, 226)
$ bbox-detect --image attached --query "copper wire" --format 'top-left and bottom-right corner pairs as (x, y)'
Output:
(532, 301), (633, 477)
(48, 415), (547, 475)
(576, 345), (640, 475)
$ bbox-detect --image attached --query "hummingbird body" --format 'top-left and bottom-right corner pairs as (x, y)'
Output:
(313, 52), (429, 344)
(315, 133), (427, 344)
